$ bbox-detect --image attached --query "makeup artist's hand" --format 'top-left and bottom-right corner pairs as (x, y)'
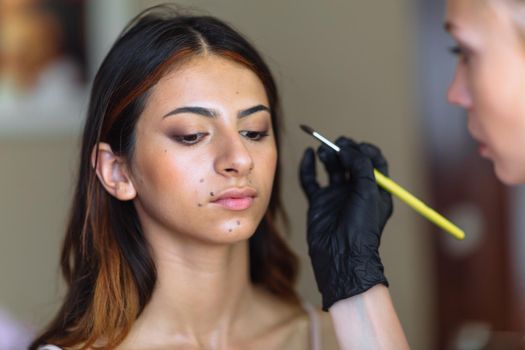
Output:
(299, 137), (392, 311)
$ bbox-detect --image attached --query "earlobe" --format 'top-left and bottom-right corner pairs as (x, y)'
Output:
(91, 143), (137, 201)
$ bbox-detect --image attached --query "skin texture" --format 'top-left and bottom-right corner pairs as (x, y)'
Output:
(130, 55), (277, 246)
(93, 55), (339, 349)
(329, 285), (410, 350)
(446, 0), (525, 184)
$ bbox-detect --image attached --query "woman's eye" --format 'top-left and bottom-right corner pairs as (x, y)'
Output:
(173, 132), (208, 145)
(239, 130), (269, 141)
(449, 45), (469, 63)
(449, 45), (462, 56)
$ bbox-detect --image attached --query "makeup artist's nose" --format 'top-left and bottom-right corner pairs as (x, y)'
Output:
(214, 135), (254, 177)
(447, 63), (472, 109)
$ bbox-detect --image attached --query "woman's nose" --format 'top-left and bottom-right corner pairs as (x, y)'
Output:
(447, 63), (472, 109)
(214, 134), (254, 178)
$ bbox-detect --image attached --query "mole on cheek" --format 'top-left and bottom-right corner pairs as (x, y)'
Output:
(210, 192), (214, 196)
(228, 228), (232, 232)
(197, 203), (203, 207)
(199, 178), (204, 183)
(236, 220), (240, 226)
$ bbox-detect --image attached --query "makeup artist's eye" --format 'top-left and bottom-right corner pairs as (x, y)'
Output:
(239, 130), (269, 141)
(172, 132), (208, 145)
(449, 45), (469, 63)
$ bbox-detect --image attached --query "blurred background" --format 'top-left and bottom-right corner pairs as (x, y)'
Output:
(1, 0), (524, 349)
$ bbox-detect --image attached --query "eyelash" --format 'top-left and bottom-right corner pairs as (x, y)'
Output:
(449, 45), (462, 55)
(240, 130), (269, 141)
(449, 45), (469, 63)
(172, 130), (269, 146)
(172, 132), (209, 145)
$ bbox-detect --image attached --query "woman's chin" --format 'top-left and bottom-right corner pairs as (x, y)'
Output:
(194, 221), (259, 245)
(493, 161), (525, 186)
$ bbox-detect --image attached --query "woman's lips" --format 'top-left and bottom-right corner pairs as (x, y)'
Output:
(468, 127), (490, 157)
(479, 143), (489, 157)
(213, 197), (254, 210)
(210, 187), (257, 211)
(476, 140), (491, 158)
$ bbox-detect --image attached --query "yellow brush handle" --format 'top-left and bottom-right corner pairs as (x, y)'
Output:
(299, 125), (466, 240)
(373, 170), (465, 240)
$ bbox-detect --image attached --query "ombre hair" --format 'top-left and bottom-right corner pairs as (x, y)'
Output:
(30, 5), (298, 349)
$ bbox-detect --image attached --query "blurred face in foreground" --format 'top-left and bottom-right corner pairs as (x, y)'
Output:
(130, 55), (277, 245)
(446, 0), (525, 184)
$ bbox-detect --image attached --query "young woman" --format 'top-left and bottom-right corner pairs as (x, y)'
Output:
(446, 0), (525, 184)
(30, 5), (408, 349)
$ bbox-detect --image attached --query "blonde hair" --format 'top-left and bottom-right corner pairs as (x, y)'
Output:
(496, 0), (525, 38)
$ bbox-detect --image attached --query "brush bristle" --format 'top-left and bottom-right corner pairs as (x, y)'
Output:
(300, 124), (315, 135)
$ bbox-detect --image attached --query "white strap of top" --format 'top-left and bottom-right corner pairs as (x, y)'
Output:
(303, 302), (322, 350)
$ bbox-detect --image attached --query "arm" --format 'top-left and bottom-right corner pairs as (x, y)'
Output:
(299, 137), (409, 349)
(329, 285), (409, 350)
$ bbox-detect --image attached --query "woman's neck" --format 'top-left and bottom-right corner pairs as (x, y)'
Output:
(124, 230), (256, 348)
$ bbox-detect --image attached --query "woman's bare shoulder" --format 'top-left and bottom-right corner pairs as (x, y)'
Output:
(315, 307), (341, 350)
(260, 302), (340, 350)
(249, 289), (340, 349)
(243, 288), (309, 349)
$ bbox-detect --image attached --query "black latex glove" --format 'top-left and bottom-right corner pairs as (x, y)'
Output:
(300, 136), (393, 311)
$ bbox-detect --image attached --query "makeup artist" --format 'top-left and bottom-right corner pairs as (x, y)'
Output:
(445, 0), (525, 186)
(30, 4), (408, 350)
(300, 0), (525, 347)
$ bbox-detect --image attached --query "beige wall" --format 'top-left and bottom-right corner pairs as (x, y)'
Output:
(0, 136), (78, 329)
(0, 1), (435, 348)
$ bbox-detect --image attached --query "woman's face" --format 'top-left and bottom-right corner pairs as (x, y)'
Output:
(129, 55), (277, 245)
(446, 0), (525, 184)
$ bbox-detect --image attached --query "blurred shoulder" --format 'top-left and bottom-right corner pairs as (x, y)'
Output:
(314, 306), (340, 350)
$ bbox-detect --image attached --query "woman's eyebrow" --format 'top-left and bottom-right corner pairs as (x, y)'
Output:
(162, 104), (270, 119)
(163, 106), (218, 118)
(444, 20), (456, 33)
(238, 104), (270, 118)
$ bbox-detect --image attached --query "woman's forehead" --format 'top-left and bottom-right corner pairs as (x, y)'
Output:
(445, 0), (512, 40)
(153, 56), (265, 98)
(140, 55), (268, 119)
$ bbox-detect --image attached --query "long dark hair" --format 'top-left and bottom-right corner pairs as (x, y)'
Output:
(30, 5), (299, 350)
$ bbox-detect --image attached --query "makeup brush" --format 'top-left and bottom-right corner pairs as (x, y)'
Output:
(300, 124), (465, 240)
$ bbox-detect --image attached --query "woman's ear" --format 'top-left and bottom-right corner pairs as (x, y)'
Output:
(91, 143), (137, 201)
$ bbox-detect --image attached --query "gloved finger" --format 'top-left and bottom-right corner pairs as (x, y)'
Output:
(299, 147), (320, 200)
(357, 142), (389, 176)
(317, 144), (345, 186)
(356, 142), (392, 202)
(333, 136), (375, 184)
(334, 136), (358, 150)
(338, 145), (376, 185)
